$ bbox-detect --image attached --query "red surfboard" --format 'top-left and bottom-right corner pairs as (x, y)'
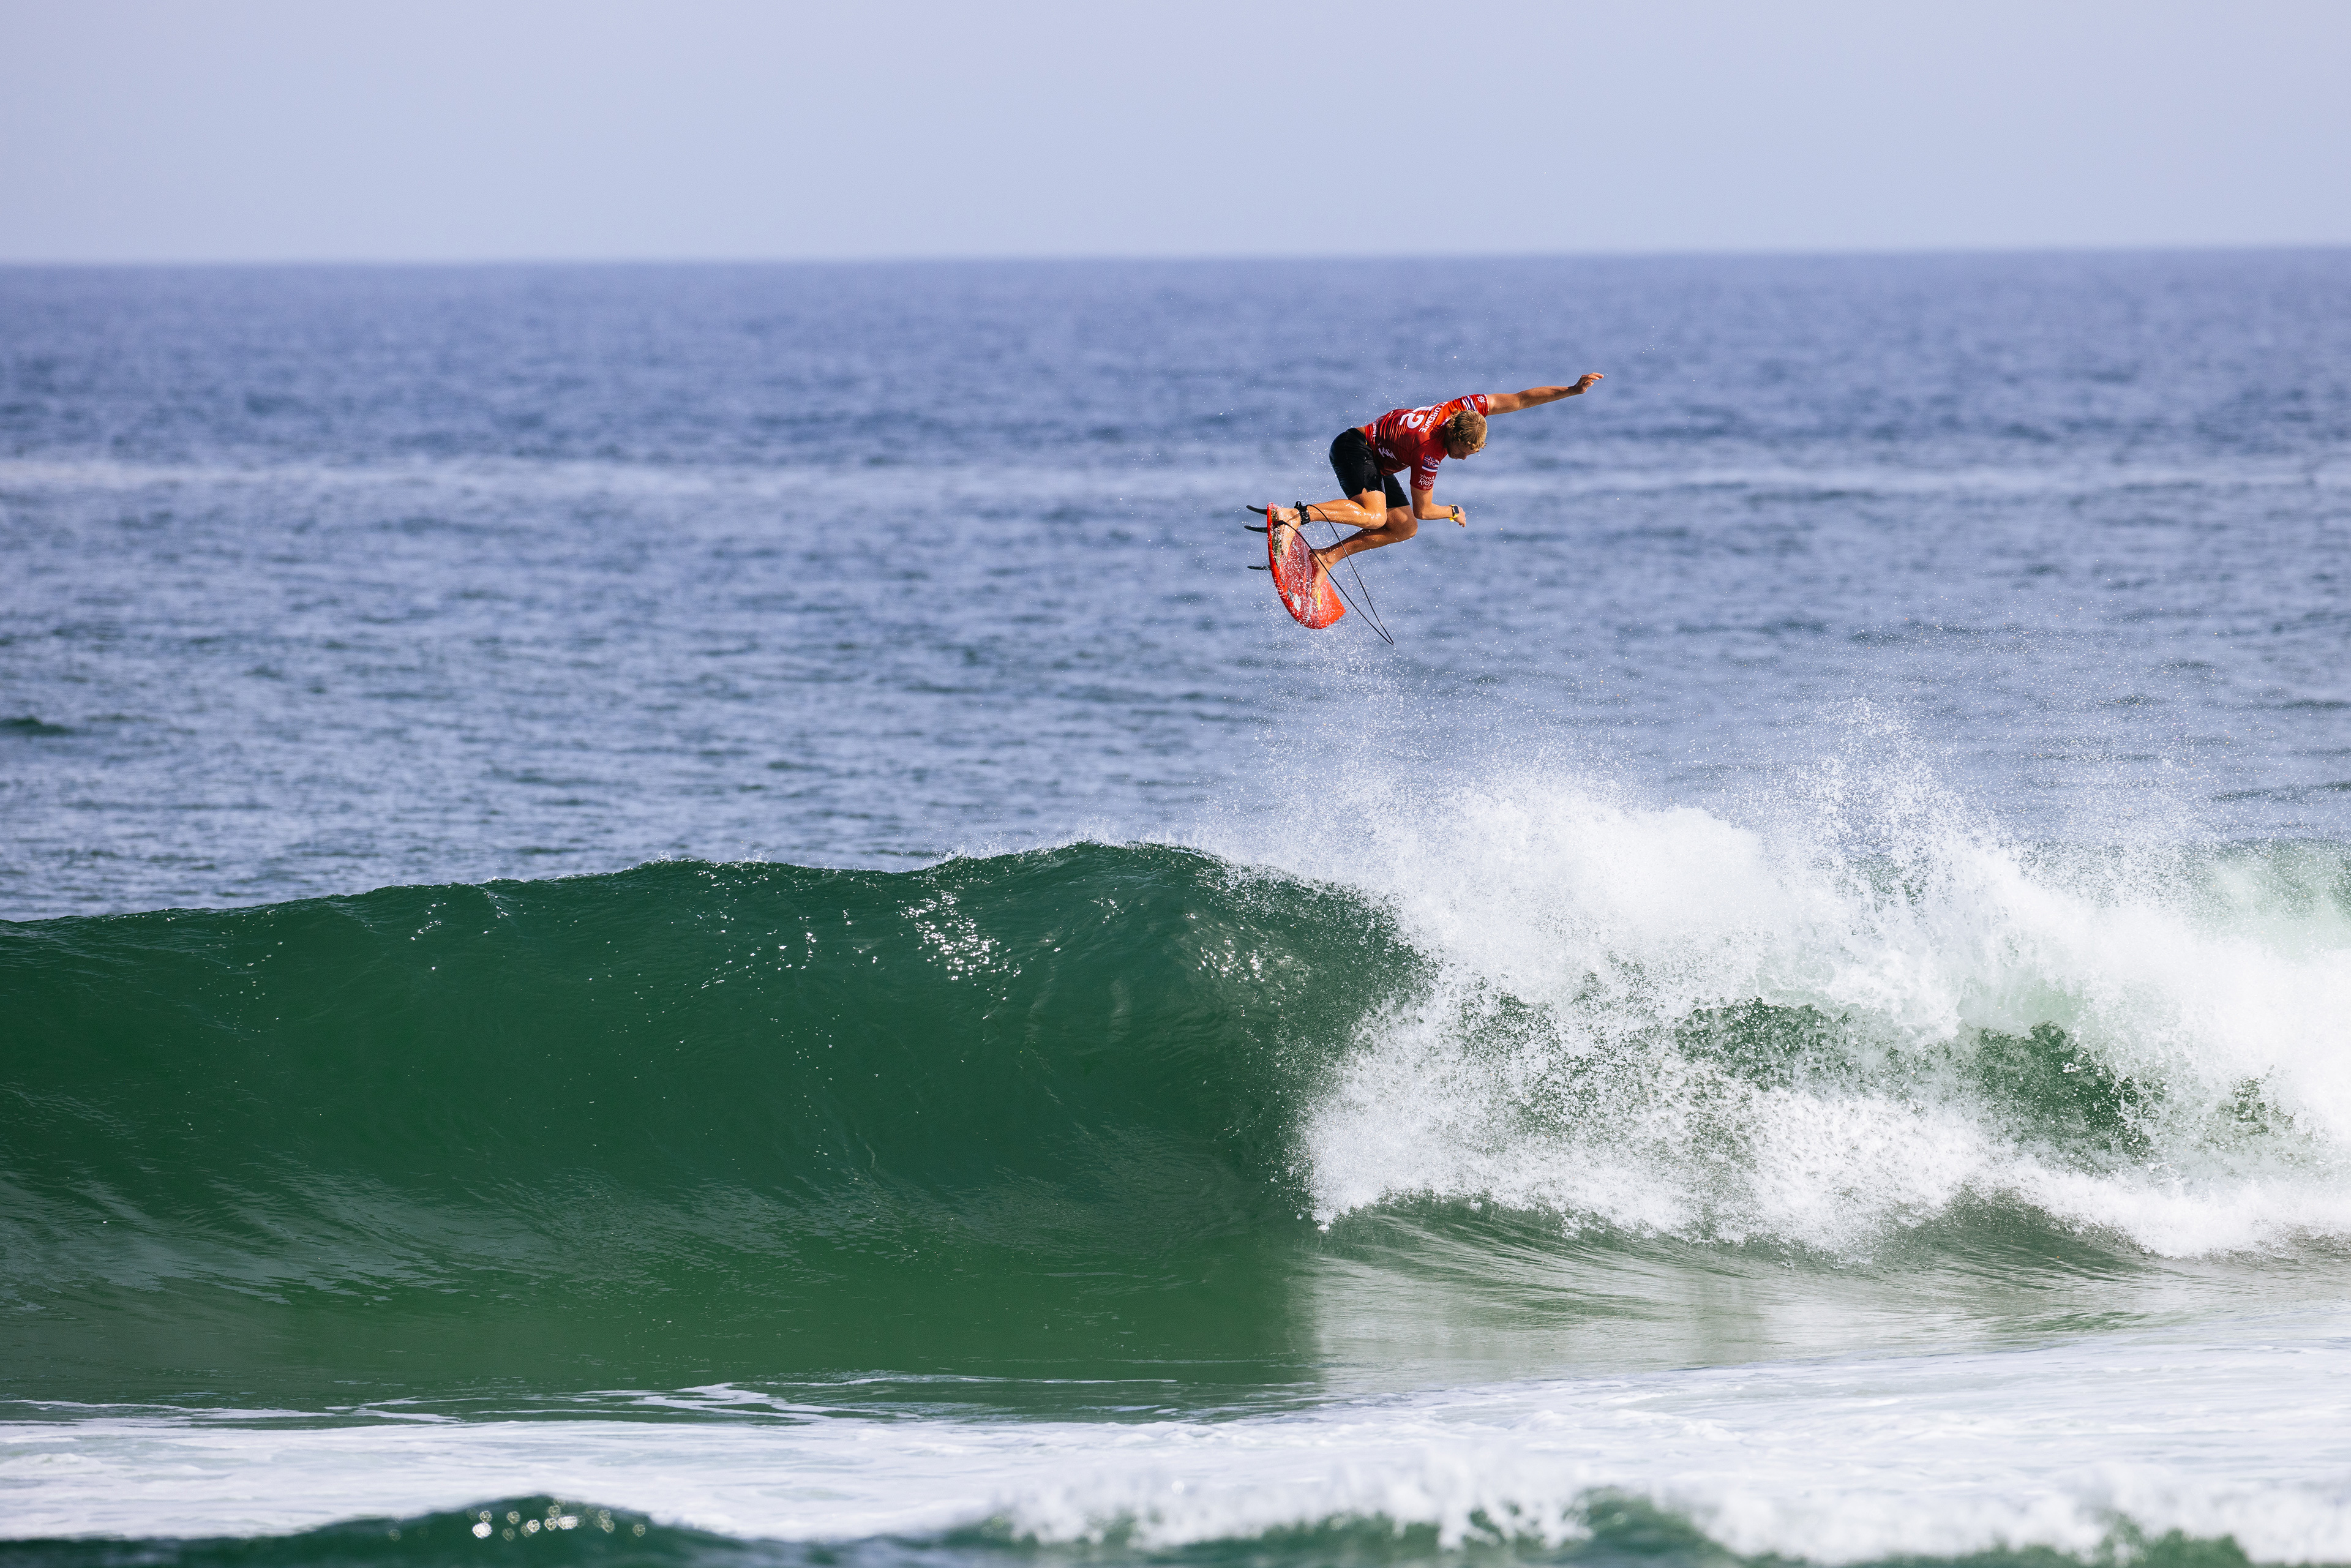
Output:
(1268, 517), (1346, 629)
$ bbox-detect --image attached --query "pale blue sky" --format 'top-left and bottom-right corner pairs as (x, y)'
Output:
(3, 0), (2345, 262)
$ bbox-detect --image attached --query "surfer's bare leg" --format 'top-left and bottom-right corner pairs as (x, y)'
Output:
(1314, 516), (1417, 568)
(1280, 495), (1384, 530)
(1287, 489), (1414, 569)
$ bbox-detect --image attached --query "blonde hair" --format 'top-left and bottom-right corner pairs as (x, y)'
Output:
(1443, 408), (1488, 453)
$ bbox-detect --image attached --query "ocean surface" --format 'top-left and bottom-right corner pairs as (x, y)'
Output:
(4, 252), (2350, 1567)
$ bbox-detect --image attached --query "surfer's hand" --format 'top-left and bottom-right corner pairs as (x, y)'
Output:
(1568, 373), (1603, 396)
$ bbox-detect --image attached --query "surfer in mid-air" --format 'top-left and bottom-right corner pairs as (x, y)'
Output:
(1253, 374), (1604, 571)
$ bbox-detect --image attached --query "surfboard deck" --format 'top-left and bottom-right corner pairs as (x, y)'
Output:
(1265, 514), (1345, 629)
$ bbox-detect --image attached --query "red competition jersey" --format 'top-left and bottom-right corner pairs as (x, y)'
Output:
(1361, 394), (1490, 492)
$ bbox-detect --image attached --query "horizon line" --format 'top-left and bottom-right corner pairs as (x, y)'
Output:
(4, 239), (2349, 270)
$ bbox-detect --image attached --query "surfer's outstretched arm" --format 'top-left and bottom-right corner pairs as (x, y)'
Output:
(1485, 373), (1603, 414)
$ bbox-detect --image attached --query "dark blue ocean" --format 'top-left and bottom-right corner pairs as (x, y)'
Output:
(4, 253), (2350, 1566)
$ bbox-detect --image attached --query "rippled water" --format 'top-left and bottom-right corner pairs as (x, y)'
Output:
(6, 256), (2348, 915)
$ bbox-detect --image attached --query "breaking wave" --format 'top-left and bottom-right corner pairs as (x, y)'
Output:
(7, 768), (2350, 1405)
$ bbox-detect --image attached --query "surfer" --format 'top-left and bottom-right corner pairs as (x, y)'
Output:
(1257, 375), (1603, 569)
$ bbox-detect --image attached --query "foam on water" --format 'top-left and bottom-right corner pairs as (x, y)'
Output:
(8, 1319), (2350, 1561)
(1209, 727), (2351, 1258)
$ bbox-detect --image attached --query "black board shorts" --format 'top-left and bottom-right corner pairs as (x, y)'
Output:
(1329, 427), (1409, 509)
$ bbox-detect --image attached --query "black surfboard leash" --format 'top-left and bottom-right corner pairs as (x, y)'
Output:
(1297, 502), (1395, 646)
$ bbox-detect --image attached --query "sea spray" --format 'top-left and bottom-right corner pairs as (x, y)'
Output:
(1272, 762), (2351, 1254)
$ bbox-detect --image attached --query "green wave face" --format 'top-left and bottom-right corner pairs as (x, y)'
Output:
(1, 847), (1419, 1406)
